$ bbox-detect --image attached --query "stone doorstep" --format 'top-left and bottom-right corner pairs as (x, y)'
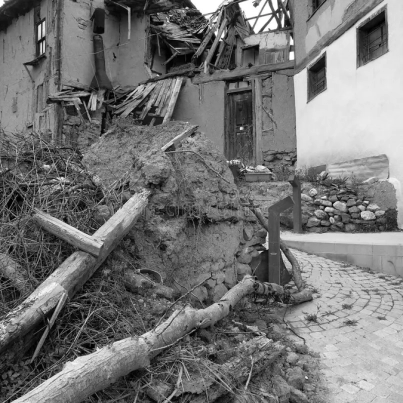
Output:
(281, 233), (403, 278)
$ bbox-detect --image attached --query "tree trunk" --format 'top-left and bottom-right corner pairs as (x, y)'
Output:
(12, 275), (310, 403)
(0, 190), (150, 356)
(0, 253), (33, 295)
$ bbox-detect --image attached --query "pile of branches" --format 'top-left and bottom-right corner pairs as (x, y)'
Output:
(0, 132), (157, 401)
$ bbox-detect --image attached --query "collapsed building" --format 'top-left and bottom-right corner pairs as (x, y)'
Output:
(0, 0), (297, 172)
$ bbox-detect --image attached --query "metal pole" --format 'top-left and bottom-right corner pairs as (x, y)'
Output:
(268, 196), (294, 284)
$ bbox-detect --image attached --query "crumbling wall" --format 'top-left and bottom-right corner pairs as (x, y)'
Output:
(61, 0), (120, 88)
(261, 72), (297, 173)
(82, 121), (262, 302)
(0, 0), (58, 134)
(172, 79), (226, 153)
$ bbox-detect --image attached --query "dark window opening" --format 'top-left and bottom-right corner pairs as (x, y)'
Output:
(308, 54), (326, 101)
(37, 19), (46, 56)
(357, 10), (388, 67)
(311, 0), (326, 14)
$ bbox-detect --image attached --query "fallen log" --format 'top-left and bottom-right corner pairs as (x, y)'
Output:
(12, 275), (310, 403)
(249, 206), (305, 292)
(0, 253), (33, 295)
(0, 189), (150, 357)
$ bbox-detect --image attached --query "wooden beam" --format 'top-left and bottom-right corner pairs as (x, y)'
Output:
(162, 77), (184, 123)
(33, 209), (104, 257)
(252, 1), (268, 30)
(246, 12), (273, 21)
(203, 17), (228, 74)
(161, 125), (198, 152)
(254, 78), (263, 165)
(192, 60), (294, 84)
(267, 0), (282, 29)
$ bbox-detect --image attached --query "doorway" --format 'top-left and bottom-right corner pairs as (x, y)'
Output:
(225, 84), (254, 165)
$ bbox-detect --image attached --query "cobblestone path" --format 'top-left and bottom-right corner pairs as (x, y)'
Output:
(285, 250), (403, 403)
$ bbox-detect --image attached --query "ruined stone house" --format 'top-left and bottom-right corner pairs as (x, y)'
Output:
(0, 0), (297, 171)
(289, 0), (403, 226)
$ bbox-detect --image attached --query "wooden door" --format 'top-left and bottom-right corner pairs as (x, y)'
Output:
(225, 90), (254, 164)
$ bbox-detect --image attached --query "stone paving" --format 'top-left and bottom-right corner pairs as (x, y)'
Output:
(284, 249), (403, 403)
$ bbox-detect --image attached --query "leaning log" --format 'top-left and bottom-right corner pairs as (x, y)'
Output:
(0, 189), (150, 356)
(11, 275), (311, 403)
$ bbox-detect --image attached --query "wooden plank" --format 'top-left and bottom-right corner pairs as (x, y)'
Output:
(162, 77), (184, 123)
(192, 60), (295, 84)
(139, 80), (164, 121)
(161, 125), (198, 152)
(61, 79), (90, 91)
(0, 190), (150, 356)
(158, 78), (176, 116)
(33, 209), (104, 257)
(120, 82), (156, 118)
(155, 79), (170, 109)
(203, 17), (228, 74)
(215, 27), (236, 70)
(254, 78), (263, 165)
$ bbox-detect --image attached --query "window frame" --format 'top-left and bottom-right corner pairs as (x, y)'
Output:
(307, 53), (327, 102)
(308, 0), (327, 19)
(36, 18), (46, 57)
(357, 6), (388, 68)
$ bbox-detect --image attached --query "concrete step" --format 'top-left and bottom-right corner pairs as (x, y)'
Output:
(281, 231), (403, 277)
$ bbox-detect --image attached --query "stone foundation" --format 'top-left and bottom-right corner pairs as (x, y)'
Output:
(263, 150), (297, 176)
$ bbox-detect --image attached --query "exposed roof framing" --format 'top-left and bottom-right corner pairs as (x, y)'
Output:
(105, 0), (197, 14)
(248, 0), (292, 33)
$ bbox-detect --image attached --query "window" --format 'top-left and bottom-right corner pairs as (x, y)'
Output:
(37, 19), (46, 56)
(311, 0), (326, 14)
(308, 54), (326, 101)
(357, 9), (388, 67)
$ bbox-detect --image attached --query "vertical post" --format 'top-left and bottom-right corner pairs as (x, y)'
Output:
(254, 77), (263, 165)
(268, 196), (294, 284)
(289, 175), (302, 233)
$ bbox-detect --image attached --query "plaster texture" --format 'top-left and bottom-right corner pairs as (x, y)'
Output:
(0, 0), (58, 133)
(172, 79), (226, 153)
(293, 0), (403, 226)
(290, 0), (384, 70)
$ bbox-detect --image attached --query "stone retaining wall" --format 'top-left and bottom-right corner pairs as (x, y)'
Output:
(301, 179), (398, 233)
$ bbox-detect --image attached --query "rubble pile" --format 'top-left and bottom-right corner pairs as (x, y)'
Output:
(82, 119), (258, 302)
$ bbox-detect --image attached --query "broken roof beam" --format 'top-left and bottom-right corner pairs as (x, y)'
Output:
(203, 15), (228, 74)
(252, 0), (268, 30)
(192, 60), (294, 84)
(267, 0), (282, 29)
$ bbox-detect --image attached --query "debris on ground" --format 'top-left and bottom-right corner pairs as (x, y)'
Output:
(0, 121), (326, 402)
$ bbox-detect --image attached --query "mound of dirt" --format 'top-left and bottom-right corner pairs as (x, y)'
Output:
(83, 120), (250, 301)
